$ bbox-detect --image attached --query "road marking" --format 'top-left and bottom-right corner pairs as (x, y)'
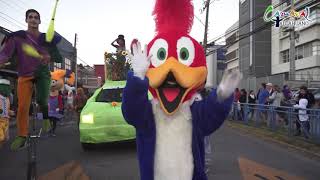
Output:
(39, 161), (89, 180)
(238, 157), (305, 180)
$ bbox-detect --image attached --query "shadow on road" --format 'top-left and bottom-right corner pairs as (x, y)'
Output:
(81, 140), (136, 152)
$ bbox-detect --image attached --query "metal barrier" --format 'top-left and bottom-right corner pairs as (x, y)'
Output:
(229, 102), (320, 144)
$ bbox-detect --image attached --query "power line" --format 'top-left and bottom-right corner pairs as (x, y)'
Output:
(15, 0), (31, 7)
(194, 15), (205, 27)
(0, 12), (26, 28)
(9, 0), (26, 11)
(0, 16), (25, 29)
(207, 21), (272, 55)
(0, 0), (50, 26)
(0, 0), (23, 12)
(77, 57), (94, 69)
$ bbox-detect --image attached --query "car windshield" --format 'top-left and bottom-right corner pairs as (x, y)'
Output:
(96, 88), (123, 103)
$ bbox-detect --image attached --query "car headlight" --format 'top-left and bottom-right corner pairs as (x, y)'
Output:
(82, 114), (94, 124)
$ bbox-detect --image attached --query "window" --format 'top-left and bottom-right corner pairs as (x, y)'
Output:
(280, 50), (289, 63)
(54, 62), (62, 70)
(65, 58), (71, 70)
(304, 43), (312, 58)
(294, 42), (313, 60)
(226, 33), (237, 46)
(96, 88), (123, 103)
(295, 46), (303, 60)
(226, 50), (237, 60)
(312, 41), (320, 56)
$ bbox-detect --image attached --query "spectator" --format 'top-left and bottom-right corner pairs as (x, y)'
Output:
(265, 83), (274, 104)
(257, 83), (269, 105)
(268, 85), (285, 126)
(248, 90), (256, 120)
(297, 86), (315, 108)
(282, 85), (292, 101)
(239, 89), (247, 104)
(257, 83), (269, 121)
(231, 88), (241, 120)
(248, 90), (256, 104)
(234, 88), (241, 102)
(295, 86), (315, 136)
(66, 91), (74, 120)
(239, 89), (247, 121)
(74, 88), (88, 126)
(268, 85), (283, 107)
(294, 99), (310, 139)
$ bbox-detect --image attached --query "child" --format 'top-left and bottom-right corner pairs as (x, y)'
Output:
(294, 98), (310, 138)
(0, 78), (14, 146)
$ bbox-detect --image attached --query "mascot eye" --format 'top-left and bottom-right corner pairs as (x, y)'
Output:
(157, 48), (166, 60)
(149, 39), (168, 67)
(179, 47), (189, 60)
(176, 37), (195, 66)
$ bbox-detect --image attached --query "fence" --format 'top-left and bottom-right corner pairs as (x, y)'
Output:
(229, 102), (320, 144)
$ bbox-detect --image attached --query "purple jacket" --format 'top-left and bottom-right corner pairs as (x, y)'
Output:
(0, 30), (61, 77)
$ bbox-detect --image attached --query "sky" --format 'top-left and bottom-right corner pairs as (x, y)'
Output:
(0, 0), (239, 66)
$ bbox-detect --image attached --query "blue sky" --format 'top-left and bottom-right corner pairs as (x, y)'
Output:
(0, 0), (239, 66)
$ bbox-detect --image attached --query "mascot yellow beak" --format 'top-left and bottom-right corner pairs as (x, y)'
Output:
(146, 57), (207, 115)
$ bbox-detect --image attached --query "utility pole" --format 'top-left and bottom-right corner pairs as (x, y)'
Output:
(74, 33), (78, 91)
(289, 0), (295, 81)
(203, 0), (210, 54)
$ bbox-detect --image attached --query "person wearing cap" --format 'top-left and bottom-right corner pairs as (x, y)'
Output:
(265, 83), (275, 104)
(266, 83), (274, 95)
(0, 78), (14, 147)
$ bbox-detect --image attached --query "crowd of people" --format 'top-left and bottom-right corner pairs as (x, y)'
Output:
(233, 83), (319, 139)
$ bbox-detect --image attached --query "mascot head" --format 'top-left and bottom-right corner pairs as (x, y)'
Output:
(50, 69), (75, 95)
(146, 0), (207, 115)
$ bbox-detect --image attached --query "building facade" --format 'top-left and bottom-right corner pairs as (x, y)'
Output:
(271, 0), (320, 88)
(93, 64), (105, 83)
(225, 21), (239, 72)
(206, 44), (227, 88)
(77, 64), (101, 93)
(239, 0), (272, 91)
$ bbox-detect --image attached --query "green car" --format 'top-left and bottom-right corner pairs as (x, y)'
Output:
(79, 80), (135, 147)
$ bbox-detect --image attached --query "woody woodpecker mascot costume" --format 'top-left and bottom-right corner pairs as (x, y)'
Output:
(122, 0), (241, 180)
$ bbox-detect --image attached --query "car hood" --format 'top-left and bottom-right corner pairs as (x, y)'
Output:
(80, 102), (126, 126)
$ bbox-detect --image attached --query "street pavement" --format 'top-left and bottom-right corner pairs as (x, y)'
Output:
(1, 116), (320, 180)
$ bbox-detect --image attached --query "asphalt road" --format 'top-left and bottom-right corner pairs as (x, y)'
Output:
(0, 117), (320, 180)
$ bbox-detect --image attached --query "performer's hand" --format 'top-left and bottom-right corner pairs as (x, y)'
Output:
(217, 70), (242, 101)
(129, 41), (152, 80)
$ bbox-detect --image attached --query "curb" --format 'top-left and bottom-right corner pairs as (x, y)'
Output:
(226, 121), (320, 160)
